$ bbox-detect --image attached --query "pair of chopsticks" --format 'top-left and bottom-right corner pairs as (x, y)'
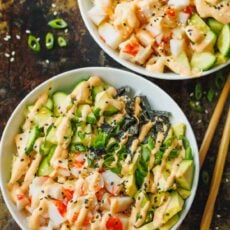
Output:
(200, 73), (230, 230)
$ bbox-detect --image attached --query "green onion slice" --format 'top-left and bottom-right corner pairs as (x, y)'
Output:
(45, 32), (54, 50)
(195, 82), (203, 100)
(28, 35), (40, 52)
(207, 88), (215, 102)
(58, 36), (68, 47)
(48, 18), (68, 29)
(189, 100), (203, 113)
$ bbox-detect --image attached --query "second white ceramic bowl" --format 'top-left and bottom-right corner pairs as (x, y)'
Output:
(78, 0), (230, 80)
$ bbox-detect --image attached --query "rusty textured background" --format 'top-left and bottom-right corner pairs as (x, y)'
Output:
(0, 0), (229, 229)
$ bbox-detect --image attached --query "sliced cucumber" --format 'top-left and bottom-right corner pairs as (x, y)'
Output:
(217, 24), (230, 56)
(189, 14), (209, 32)
(53, 92), (72, 115)
(37, 146), (56, 176)
(25, 126), (40, 154)
(215, 52), (228, 65)
(191, 52), (216, 71)
(44, 98), (53, 110)
(207, 18), (223, 35)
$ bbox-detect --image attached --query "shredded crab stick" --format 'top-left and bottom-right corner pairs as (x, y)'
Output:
(8, 76), (194, 229)
(87, 0), (230, 76)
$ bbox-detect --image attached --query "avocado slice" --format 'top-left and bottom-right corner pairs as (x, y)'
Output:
(123, 175), (137, 197)
(162, 192), (184, 223)
(176, 160), (194, 190)
(95, 91), (120, 116)
(153, 165), (170, 192)
(139, 214), (180, 230)
(177, 188), (191, 199)
(160, 214), (180, 230)
(153, 191), (184, 225)
(37, 146), (56, 176)
(172, 123), (185, 139)
(163, 128), (173, 144)
(150, 192), (169, 208)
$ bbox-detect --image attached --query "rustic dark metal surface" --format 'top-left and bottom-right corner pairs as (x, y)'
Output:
(0, 1), (229, 229)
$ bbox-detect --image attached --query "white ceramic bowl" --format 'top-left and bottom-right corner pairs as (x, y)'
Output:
(0, 67), (199, 229)
(78, 0), (230, 80)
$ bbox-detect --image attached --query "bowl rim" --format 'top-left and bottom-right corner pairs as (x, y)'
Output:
(0, 67), (199, 229)
(78, 0), (230, 80)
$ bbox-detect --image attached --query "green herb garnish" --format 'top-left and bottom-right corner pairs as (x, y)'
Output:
(58, 36), (68, 47)
(45, 32), (54, 50)
(48, 18), (68, 29)
(28, 35), (40, 52)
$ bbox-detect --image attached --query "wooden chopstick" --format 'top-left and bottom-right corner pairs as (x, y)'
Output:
(200, 108), (230, 230)
(199, 74), (230, 167)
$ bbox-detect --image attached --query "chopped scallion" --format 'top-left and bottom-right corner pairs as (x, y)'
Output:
(48, 18), (68, 29)
(28, 35), (40, 52)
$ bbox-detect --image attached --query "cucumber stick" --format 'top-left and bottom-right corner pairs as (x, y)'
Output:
(207, 18), (223, 35)
(191, 52), (216, 71)
(217, 24), (230, 57)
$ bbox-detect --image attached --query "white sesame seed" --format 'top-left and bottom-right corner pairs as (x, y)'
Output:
(216, 214), (221, 218)
(215, 227), (219, 230)
(190, 92), (194, 97)
(10, 57), (15, 62)
(36, 37), (40, 42)
(45, 59), (50, 64)
(197, 119), (202, 123)
(4, 53), (10, 58)
(25, 30), (31, 34)
(195, 101), (200, 106)
(64, 29), (68, 34)
(3, 36), (11, 41)
(205, 109), (208, 114)
(226, 178), (229, 182)
(11, 51), (15, 56)
(53, 11), (57, 16)
(16, 34), (21, 40)
(51, 3), (56, 8)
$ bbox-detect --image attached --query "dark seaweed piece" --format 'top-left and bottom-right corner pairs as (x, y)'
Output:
(139, 110), (150, 124)
(125, 98), (135, 115)
(140, 96), (152, 116)
(126, 136), (137, 154)
(128, 123), (139, 135)
(89, 147), (105, 156)
(121, 115), (136, 130)
(101, 123), (115, 134)
(117, 86), (131, 97)
(149, 110), (171, 118)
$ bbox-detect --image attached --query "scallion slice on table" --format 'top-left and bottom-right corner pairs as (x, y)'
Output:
(195, 82), (203, 100)
(48, 18), (68, 29)
(207, 88), (215, 102)
(45, 32), (54, 50)
(28, 35), (40, 52)
(58, 36), (68, 47)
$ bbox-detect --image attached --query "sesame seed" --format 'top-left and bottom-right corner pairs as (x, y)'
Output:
(4, 53), (10, 58)
(10, 57), (15, 62)
(25, 30), (31, 34)
(16, 35), (21, 40)
(53, 11), (58, 16)
(216, 214), (221, 218)
(45, 59), (50, 64)
(51, 3), (56, 7)
(11, 51), (15, 56)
